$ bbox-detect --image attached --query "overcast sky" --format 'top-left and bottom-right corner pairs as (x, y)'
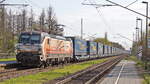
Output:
(4, 0), (150, 50)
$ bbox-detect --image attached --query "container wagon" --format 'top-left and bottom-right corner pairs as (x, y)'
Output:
(97, 43), (103, 57)
(87, 41), (97, 58)
(66, 37), (88, 61)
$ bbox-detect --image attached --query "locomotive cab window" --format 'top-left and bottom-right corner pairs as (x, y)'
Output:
(30, 34), (41, 44)
(19, 33), (41, 44)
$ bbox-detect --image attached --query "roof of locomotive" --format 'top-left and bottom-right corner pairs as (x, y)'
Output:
(20, 31), (44, 34)
(20, 31), (66, 40)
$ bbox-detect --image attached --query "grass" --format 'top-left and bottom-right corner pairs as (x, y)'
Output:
(126, 56), (150, 84)
(142, 61), (150, 84)
(125, 56), (144, 67)
(0, 58), (16, 62)
(0, 57), (111, 84)
(143, 74), (150, 84)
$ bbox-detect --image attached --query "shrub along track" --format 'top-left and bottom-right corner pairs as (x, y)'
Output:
(0, 55), (124, 82)
(49, 55), (126, 84)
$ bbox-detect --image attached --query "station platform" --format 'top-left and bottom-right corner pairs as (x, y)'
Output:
(0, 61), (16, 67)
(99, 60), (143, 84)
(0, 61), (16, 64)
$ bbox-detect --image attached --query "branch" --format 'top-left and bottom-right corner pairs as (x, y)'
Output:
(0, 0), (5, 3)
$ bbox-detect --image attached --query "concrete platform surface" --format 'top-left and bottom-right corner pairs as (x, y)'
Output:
(99, 60), (143, 84)
(0, 61), (16, 64)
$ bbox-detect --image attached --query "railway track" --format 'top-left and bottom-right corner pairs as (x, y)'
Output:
(53, 55), (126, 84)
(0, 68), (17, 74)
(0, 65), (66, 81)
(0, 67), (38, 81)
(0, 55), (125, 82)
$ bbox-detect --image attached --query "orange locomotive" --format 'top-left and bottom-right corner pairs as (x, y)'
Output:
(16, 31), (73, 67)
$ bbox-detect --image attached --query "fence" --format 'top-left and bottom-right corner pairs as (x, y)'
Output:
(0, 53), (15, 59)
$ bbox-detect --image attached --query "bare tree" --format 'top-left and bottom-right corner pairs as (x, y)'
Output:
(8, 9), (12, 33)
(16, 14), (22, 34)
(28, 8), (34, 31)
(39, 9), (45, 31)
(22, 9), (26, 31)
(1, 6), (7, 50)
(47, 6), (58, 34)
(0, 5), (61, 53)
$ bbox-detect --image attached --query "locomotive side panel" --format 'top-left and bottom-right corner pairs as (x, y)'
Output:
(40, 35), (73, 66)
(43, 37), (73, 60)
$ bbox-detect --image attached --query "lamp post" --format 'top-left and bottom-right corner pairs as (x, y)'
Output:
(137, 18), (143, 42)
(142, 1), (149, 69)
(136, 17), (140, 43)
(136, 28), (139, 43)
(81, 18), (83, 39)
(135, 23), (139, 57)
(137, 18), (143, 60)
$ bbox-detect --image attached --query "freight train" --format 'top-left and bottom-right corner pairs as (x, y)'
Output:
(15, 31), (126, 67)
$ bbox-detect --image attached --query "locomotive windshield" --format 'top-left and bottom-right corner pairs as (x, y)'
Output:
(19, 33), (41, 44)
